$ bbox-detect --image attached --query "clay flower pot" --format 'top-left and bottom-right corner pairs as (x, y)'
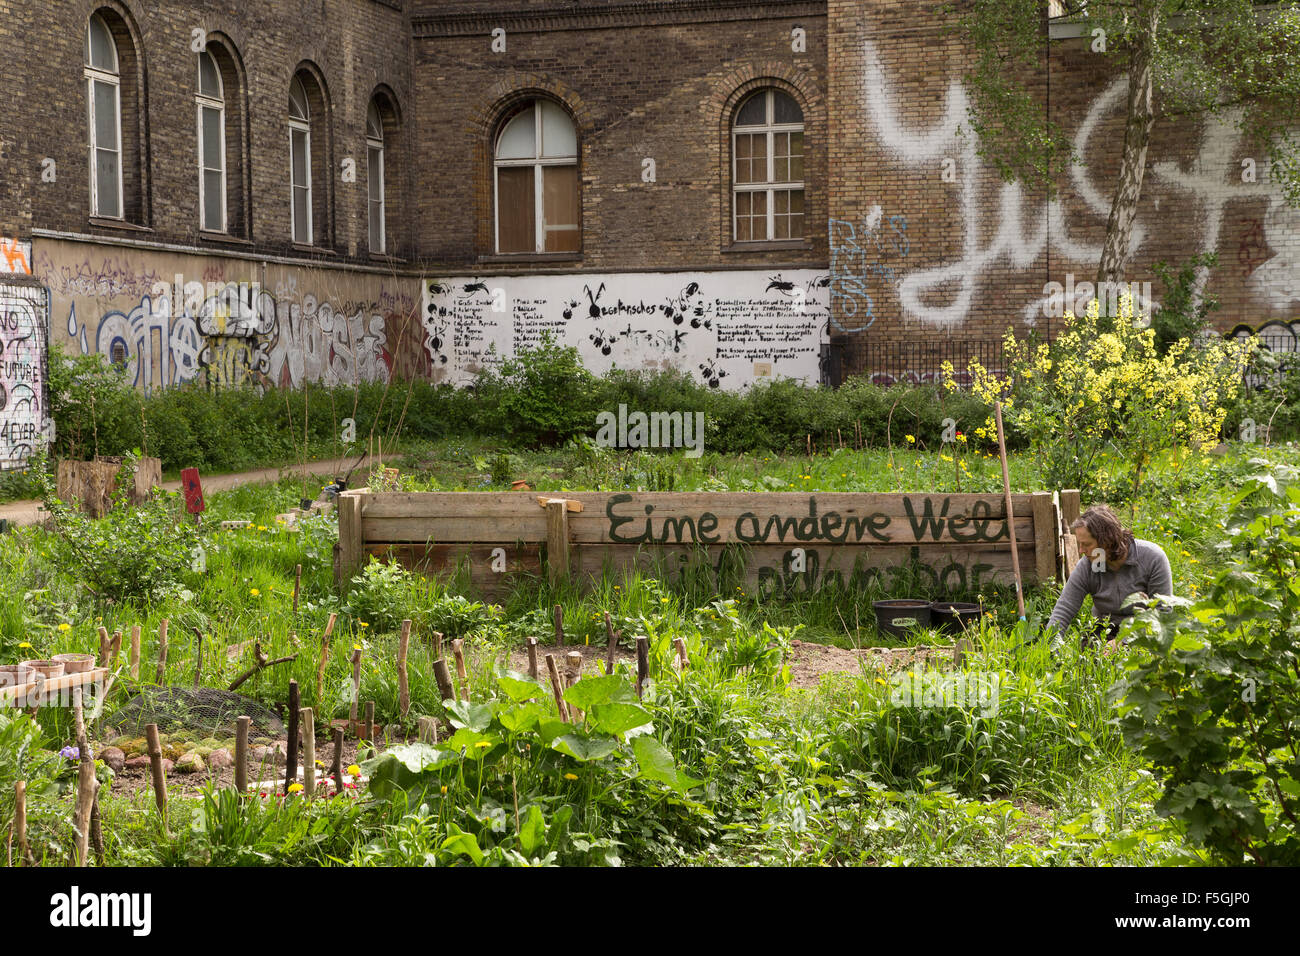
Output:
(21, 659), (65, 678)
(53, 653), (96, 674)
(0, 664), (33, 687)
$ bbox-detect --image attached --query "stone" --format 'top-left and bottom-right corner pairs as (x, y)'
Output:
(100, 746), (125, 772)
(249, 744), (286, 766)
(174, 752), (205, 773)
(207, 748), (233, 770)
(124, 755), (150, 770)
(159, 759), (174, 774)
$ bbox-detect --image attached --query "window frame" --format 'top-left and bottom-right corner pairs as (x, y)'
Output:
(289, 76), (313, 245)
(85, 13), (124, 220)
(366, 102), (385, 254)
(492, 100), (580, 255)
(731, 89), (805, 243)
(196, 49), (227, 233)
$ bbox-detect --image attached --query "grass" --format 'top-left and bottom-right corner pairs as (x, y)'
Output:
(0, 438), (1294, 867)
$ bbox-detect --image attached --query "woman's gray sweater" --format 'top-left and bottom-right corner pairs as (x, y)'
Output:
(1046, 537), (1173, 636)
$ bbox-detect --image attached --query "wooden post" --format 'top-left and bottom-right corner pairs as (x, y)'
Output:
(636, 636), (650, 699)
(604, 613), (619, 675)
(235, 715), (250, 794)
(348, 648), (362, 735)
(335, 492), (365, 589)
(108, 630), (122, 670)
(192, 627), (204, 688)
(994, 402), (1026, 619)
(14, 781), (30, 866)
(1031, 491), (1056, 585)
(155, 618), (169, 684)
(418, 716), (438, 744)
(673, 637), (690, 672)
(545, 654), (569, 721)
(97, 626), (110, 669)
(565, 651), (583, 721)
(364, 701), (375, 743)
(89, 792), (104, 867)
(433, 658), (456, 703)
(285, 680), (300, 793)
(451, 639), (469, 701)
(1059, 489), (1081, 528)
(397, 618), (411, 720)
(144, 723), (168, 832)
(952, 638), (970, 668)
(129, 625), (141, 680)
(552, 604), (564, 647)
(293, 564), (302, 615)
(315, 612), (337, 705)
(331, 726), (344, 793)
(546, 499), (570, 587)
(431, 630), (444, 661)
(71, 689), (96, 866)
(301, 707), (315, 799)
(527, 637), (539, 681)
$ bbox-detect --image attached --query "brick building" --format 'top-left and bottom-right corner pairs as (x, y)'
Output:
(1, 1), (1297, 465)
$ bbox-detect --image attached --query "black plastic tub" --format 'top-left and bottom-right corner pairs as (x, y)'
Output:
(873, 600), (932, 638)
(930, 602), (983, 634)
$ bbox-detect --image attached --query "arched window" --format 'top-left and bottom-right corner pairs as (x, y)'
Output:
(366, 101), (385, 253)
(289, 75), (312, 244)
(732, 89), (804, 242)
(197, 49), (225, 232)
(494, 100), (579, 254)
(85, 13), (123, 219)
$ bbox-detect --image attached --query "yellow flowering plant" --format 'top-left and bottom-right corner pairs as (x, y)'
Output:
(943, 295), (1253, 499)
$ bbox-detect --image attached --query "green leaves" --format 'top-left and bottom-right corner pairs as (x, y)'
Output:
(633, 736), (703, 795)
(551, 734), (619, 763)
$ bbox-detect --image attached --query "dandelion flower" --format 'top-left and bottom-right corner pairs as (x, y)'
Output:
(564, 772), (578, 780)
(287, 782), (304, 793)
(18, 641), (31, 649)
(440, 785), (448, 794)
(347, 764), (361, 776)
(57, 623), (71, 632)
(359, 622), (369, 628)
(250, 588), (260, 597)
(475, 741), (490, 749)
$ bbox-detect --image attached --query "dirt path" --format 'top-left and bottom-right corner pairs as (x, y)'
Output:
(0, 453), (395, 527)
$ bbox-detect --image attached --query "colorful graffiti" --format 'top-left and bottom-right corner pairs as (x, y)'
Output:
(0, 282), (51, 469)
(0, 239), (32, 276)
(35, 242), (426, 393)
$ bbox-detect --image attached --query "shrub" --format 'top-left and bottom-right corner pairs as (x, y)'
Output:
(476, 336), (601, 446)
(1114, 463), (1300, 864)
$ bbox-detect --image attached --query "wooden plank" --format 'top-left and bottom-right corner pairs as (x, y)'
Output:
(546, 499), (571, 586)
(1059, 489), (1081, 528)
(0, 668), (110, 705)
(336, 491), (365, 588)
(1031, 492), (1056, 585)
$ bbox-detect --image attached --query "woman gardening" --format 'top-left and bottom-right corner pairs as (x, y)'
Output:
(1045, 505), (1173, 649)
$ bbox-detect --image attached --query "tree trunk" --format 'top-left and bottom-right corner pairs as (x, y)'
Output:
(1096, 2), (1160, 290)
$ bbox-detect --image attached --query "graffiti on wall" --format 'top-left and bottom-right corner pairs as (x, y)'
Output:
(0, 283), (51, 470)
(827, 209), (909, 332)
(0, 239), (32, 276)
(34, 243), (426, 393)
(846, 40), (1300, 330)
(422, 270), (831, 390)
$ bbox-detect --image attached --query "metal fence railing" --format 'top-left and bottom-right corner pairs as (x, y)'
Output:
(857, 340), (1006, 389)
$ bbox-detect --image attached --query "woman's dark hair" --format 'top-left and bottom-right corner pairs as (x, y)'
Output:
(1072, 505), (1135, 567)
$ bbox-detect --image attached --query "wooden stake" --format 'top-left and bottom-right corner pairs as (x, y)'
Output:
(994, 401), (1026, 619)
(155, 618), (169, 684)
(285, 680), (300, 793)
(546, 499), (570, 587)
(235, 715), (250, 794)
(604, 619), (619, 676)
(418, 716), (438, 744)
(451, 638), (469, 701)
(433, 658), (456, 703)
(331, 726), (344, 792)
(71, 689), (97, 866)
(364, 701), (375, 743)
(315, 612), (337, 705)
(397, 618), (411, 720)
(108, 630), (122, 670)
(301, 706), (315, 798)
(293, 564), (302, 615)
(192, 626), (204, 688)
(144, 723), (168, 832)
(526, 637), (539, 680)
(635, 636), (650, 699)
(348, 648), (362, 735)
(14, 781), (31, 866)
(673, 637), (690, 672)
(545, 654), (569, 721)
(952, 639), (970, 668)
(431, 630), (444, 661)
(553, 604), (564, 647)
(97, 626), (110, 669)
(565, 651), (583, 721)
(89, 792), (104, 867)
(129, 625), (141, 680)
